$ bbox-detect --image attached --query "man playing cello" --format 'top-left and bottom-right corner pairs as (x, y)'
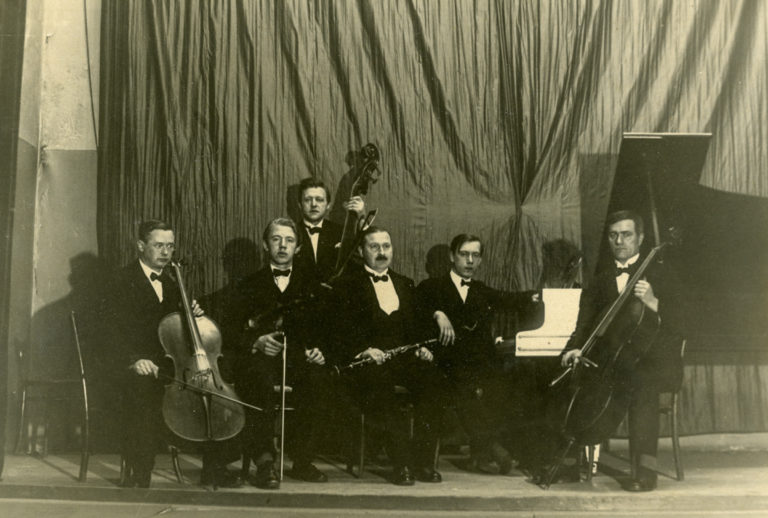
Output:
(561, 210), (686, 491)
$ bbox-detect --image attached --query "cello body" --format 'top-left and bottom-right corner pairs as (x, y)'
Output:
(561, 296), (660, 445)
(159, 264), (245, 442)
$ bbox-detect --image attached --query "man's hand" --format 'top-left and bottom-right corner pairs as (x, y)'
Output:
(130, 359), (159, 378)
(434, 311), (455, 346)
(191, 299), (205, 317)
(561, 349), (581, 368)
(415, 347), (433, 362)
(342, 196), (365, 216)
(633, 280), (659, 312)
(357, 347), (386, 365)
(305, 347), (326, 365)
(253, 331), (285, 357)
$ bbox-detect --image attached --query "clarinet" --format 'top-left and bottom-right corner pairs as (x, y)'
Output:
(333, 338), (439, 375)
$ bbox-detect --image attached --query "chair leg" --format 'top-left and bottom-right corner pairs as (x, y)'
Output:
(586, 445), (595, 481)
(671, 392), (684, 481)
(78, 380), (90, 482)
(241, 453), (251, 480)
(15, 386), (28, 454)
(433, 437), (441, 471)
(119, 456), (129, 487)
(358, 413), (365, 478)
(170, 446), (184, 484)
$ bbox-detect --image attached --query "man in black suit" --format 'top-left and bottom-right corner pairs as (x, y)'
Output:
(561, 210), (686, 492)
(106, 220), (213, 488)
(331, 227), (447, 485)
(293, 177), (364, 281)
(228, 218), (329, 489)
(416, 234), (539, 475)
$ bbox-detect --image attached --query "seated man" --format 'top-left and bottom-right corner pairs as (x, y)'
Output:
(417, 233), (539, 474)
(227, 218), (330, 489)
(560, 210), (686, 491)
(330, 227), (447, 485)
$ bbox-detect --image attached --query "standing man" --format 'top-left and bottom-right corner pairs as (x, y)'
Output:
(293, 177), (365, 281)
(331, 227), (447, 485)
(561, 210), (686, 492)
(106, 220), (211, 488)
(228, 218), (329, 489)
(417, 234), (539, 474)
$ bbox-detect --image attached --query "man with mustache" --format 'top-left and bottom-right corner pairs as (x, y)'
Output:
(330, 227), (447, 485)
(416, 234), (540, 475)
(227, 218), (330, 489)
(293, 177), (365, 281)
(560, 210), (686, 491)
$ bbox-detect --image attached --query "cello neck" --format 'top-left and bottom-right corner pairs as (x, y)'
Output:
(170, 261), (209, 370)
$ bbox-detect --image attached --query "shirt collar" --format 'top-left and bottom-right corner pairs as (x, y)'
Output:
(303, 219), (324, 229)
(450, 269), (471, 288)
(614, 253), (640, 269)
(139, 258), (163, 281)
(364, 264), (389, 278)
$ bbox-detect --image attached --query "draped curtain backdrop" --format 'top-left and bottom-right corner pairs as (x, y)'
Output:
(98, 0), (768, 433)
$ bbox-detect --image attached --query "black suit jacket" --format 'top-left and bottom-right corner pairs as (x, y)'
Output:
(330, 268), (423, 366)
(294, 219), (343, 281)
(417, 275), (535, 371)
(225, 265), (325, 374)
(105, 260), (181, 374)
(564, 257), (686, 390)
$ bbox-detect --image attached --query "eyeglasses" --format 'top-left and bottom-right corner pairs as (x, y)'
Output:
(150, 243), (176, 251)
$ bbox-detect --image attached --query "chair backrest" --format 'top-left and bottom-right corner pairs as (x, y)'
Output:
(69, 311), (87, 380)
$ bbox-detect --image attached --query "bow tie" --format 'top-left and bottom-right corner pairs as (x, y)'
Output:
(460, 279), (471, 287)
(272, 268), (291, 277)
(615, 266), (633, 277)
(369, 273), (389, 283)
(305, 226), (321, 235)
(150, 272), (162, 282)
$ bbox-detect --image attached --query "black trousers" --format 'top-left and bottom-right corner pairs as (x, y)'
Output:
(347, 356), (447, 469)
(238, 354), (329, 468)
(444, 363), (510, 460)
(120, 373), (165, 486)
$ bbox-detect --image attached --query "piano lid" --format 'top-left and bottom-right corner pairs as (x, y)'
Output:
(596, 132), (712, 274)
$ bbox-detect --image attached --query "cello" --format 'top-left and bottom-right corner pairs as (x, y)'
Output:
(158, 261), (246, 442)
(542, 241), (671, 486)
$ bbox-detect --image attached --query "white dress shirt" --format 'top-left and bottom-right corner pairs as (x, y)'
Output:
(271, 266), (292, 293)
(615, 253), (640, 294)
(303, 219), (324, 260)
(139, 259), (164, 302)
(364, 265), (399, 315)
(450, 269), (471, 303)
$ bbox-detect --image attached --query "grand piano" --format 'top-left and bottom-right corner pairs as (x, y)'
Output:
(503, 132), (711, 469)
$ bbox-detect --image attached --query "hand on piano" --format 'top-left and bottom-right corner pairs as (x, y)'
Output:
(433, 311), (455, 346)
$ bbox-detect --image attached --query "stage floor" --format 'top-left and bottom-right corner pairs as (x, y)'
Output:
(1, 435), (767, 517)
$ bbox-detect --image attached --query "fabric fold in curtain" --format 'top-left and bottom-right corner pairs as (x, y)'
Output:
(98, 0), (768, 433)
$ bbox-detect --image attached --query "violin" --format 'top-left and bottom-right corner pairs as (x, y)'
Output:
(333, 143), (382, 276)
(158, 261), (246, 442)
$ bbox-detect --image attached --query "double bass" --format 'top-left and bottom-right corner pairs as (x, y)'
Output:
(158, 261), (246, 442)
(543, 242), (670, 486)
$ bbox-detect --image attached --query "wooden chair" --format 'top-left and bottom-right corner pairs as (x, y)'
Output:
(16, 311), (90, 482)
(587, 338), (687, 482)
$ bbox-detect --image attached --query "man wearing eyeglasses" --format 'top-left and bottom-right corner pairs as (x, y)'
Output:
(416, 234), (540, 476)
(106, 220), (224, 488)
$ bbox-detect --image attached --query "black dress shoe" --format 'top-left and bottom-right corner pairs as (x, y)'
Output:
(289, 463), (328, 482)
(201, 467), (244, 489)
(414, 466), (442, 483)
(252, 463), (280, 490)
(623, 476), (657, 492)
(392, 466), (415, 486)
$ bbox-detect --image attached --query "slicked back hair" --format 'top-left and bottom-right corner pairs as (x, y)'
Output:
(138, 220), (173, 242)
(262, 217), (298, 242)
(449, 233), (483, 255)
(298, 177), (331, 204)
(605, 210), (644, 236)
